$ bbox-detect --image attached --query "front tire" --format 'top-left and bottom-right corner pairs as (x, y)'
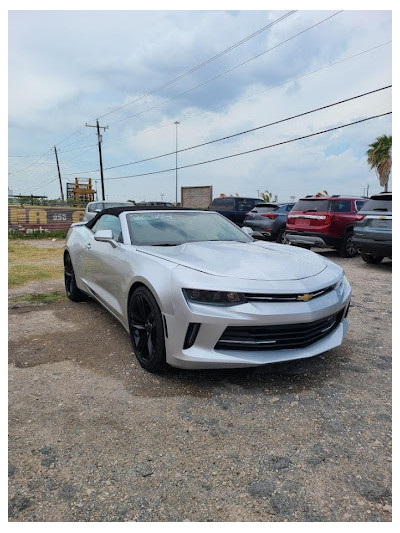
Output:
(64, 252), (88, 302)
(128, 286), (167, 373)
(360, 253), (384, 264)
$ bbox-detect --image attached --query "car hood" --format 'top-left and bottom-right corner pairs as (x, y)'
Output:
(138, 241), (327, 281)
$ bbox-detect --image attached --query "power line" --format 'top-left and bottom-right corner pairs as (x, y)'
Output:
(95, 11), (297, 121)
(8, 149), (54, 178)
(88, 40), (390, 152)
(33, 12), (297, 159)
(108, 10), (343, 127)
(103, 112), (392, 182)
(9, 11), (342, 168)
(64, 84), (391, 176)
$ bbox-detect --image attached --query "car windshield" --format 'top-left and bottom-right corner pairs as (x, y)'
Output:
(126, 211), (252, 245)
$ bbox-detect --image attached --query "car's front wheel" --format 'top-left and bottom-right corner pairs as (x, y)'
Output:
(64, 252), (88, 302)
(128, 286), (167, 373)
(360, 252), (384, 264)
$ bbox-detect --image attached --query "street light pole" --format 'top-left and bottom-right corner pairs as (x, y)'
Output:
(174, 121), (180, 205)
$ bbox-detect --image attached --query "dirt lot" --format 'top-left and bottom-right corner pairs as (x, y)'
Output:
(8, 242), (392, 522)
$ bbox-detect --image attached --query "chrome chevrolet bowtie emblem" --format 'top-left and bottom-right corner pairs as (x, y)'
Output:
(297, 293), (313, 302)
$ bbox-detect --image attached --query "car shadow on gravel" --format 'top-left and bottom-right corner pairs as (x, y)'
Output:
(151, 348), (347, 399)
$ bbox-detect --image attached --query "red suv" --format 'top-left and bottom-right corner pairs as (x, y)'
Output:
(285, 195), (367, 257)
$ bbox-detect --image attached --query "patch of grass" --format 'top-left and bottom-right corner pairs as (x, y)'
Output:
(8, 263), (64, 289)
(9, 291), (67, 304)
(9, 230), (68, 240)
(8, 241), (64, 263)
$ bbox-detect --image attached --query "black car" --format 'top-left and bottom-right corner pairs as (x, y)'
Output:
(353, 192), (392, 263)
(208, 197), (260, 226)
(243, 203), (294, 243)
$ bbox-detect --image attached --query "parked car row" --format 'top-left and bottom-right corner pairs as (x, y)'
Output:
(209, 193), (391, 264)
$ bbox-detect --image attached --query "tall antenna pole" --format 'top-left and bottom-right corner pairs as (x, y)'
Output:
(85, 120), (109, 201)
(54, 146), (64, 201)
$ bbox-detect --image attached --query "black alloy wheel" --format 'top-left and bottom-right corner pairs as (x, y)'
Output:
(64, 252), (88, 302)
(360, 253), (384, 264)
(129, 286), (166, 373)
(339, 231), (358, 258)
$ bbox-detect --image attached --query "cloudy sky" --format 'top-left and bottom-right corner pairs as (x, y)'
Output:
(8, 5), (392, 204)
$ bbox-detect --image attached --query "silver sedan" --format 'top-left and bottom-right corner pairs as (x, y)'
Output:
(64, 207), (351, 373)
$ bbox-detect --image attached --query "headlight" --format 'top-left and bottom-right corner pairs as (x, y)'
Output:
(334, 277), (345, 292)
(183, 289), (246, 305)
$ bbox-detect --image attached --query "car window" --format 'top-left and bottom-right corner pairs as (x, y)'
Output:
(359, 197), (392, 212)
(355, 200), (366, 211)
(255, 206), (278, 212)
(330, 200), (351, 212)
(213, 198), (233, 209)
(292, 199), (330, 211)
(87, 203), (99, 212)
(286, 204), (294, 212)
(91, 214), (122, 242)
(237, 199), (257, 211)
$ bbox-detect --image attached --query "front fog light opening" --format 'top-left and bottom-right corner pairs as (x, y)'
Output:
(183, 323), (201, 349)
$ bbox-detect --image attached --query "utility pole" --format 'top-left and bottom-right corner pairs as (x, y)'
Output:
(85, 119), (109, 201)
(54, 146), (64, 201)
(174, 121), (180, 205)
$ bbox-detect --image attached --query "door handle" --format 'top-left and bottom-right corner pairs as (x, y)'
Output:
(85, 243), (91, 250)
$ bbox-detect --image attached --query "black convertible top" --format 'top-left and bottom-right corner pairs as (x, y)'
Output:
(85, 205), (197, 229)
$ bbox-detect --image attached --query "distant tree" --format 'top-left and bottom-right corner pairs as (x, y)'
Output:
(260, 190), (273, 202)
(366, 134), (392, 192)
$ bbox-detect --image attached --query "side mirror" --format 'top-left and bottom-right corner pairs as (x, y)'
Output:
(94, 229), (118, 248)
(241, 226), (253, 236)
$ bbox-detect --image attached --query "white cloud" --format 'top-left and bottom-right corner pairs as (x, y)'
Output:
(8, 9), (392, 202)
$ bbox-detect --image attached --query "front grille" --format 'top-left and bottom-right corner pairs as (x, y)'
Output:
(244, 285), (334, 302)
(215, 309), (345, 351)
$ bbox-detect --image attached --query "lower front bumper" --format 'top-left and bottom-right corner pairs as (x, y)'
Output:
(166, 319), (348, 369)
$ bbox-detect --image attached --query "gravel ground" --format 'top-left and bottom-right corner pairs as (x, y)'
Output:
(8, 249), (392, 522)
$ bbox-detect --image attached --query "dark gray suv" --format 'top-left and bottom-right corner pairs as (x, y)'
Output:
(353, 192), (392, 264)
(243, 203), (294, 242)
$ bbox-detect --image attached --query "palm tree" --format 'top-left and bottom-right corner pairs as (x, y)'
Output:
(366, 135), (392, 192)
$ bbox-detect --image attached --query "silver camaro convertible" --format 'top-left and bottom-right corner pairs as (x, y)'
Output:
(64, 207), (351, 373)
